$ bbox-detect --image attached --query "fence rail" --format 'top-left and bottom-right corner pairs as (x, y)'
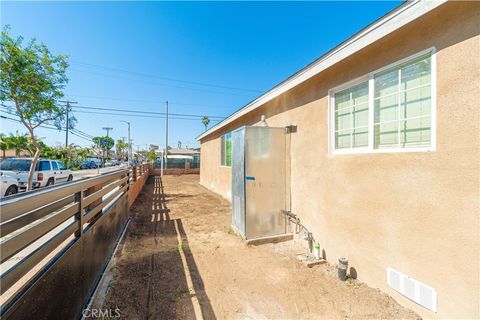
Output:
(0, 164), (150, 319)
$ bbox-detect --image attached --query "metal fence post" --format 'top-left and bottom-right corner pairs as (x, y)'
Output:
(75, 190), (84, 237)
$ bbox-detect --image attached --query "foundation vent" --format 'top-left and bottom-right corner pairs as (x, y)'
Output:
(387, 267), (437, 312)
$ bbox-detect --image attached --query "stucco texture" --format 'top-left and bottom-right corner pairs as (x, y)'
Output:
(199, 2), (480, 318)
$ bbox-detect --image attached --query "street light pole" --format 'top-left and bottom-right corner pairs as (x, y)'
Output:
(120, 121), (131, 167)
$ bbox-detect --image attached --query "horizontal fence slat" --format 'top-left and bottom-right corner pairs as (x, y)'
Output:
(82, 176), (127, 209)
(0, 203), (79, 264)
(0, 222), (77, 295)
(0, 170), (129, 223)
(83, 184), (128, 222)
(0, 195), (75, 238)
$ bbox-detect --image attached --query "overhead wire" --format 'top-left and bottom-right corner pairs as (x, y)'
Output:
(70, 61), (262, 93)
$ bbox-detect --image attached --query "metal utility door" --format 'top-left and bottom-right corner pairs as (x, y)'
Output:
(231, 127), (246, 237)
(244, 126), (286, 239)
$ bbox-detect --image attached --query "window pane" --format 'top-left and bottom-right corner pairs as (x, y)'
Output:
(401, 85), (431, 119)
(39, 161), (51, 171)
(225, 133), (232, 167)
(374, 53), (432, 149)
(400, 117), (431, 147)
(334, 81), (368, 150)
(336, 107), (352, 131)
(401, 56), (431, 90)
(375, 69), (398, 97)
(374, 122), (398, 148)
(335, 130), (351, 149)
(353, 105), (369, 128)
(52, 161), (58, 170)
(375, 94), (398, 124)
(353, 128), (368, 147)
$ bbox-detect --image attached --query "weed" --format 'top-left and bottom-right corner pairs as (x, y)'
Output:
(346, 276), (360, 287)
(148, 308), (155, 317)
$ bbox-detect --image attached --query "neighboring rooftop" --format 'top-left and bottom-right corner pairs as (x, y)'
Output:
(168, 148), (200, 155)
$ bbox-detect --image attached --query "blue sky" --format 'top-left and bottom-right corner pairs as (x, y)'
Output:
(1, 1), (402, 150)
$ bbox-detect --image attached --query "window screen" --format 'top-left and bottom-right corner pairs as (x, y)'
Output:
(330, 51), (433, 153)
(374, 55), (432, 149)
(334, 81), (369, 149)
(220, 133), (232, 167)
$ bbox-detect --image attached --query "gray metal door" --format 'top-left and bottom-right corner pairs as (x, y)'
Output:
(231, 127), (246, 237)
(244, 126), (286, 239)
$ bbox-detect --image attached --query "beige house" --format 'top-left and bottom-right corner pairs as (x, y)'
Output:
(196, 1), (479, 319)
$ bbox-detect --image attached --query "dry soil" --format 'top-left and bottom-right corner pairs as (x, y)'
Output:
(102, 174), (419, 320)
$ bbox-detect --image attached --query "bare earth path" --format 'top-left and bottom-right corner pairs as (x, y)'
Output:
(102, 174), (418, 320)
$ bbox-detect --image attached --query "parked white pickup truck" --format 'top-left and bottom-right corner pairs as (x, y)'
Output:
(0, 158), (73, 189)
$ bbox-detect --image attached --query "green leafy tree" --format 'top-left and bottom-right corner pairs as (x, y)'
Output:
(0, 27), (74, 190)
(93, 136), (114, 162)
(201, 116), (210, 131)
(146, 149), (157, 163)
(116, 139), (127, 161)
(8, 132), (29, 156)
(92, 136), (114, 151)
(0, 133), (10, 158)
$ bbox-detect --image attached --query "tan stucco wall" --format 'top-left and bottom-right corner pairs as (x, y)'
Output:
(200, 136), (232, 200)
(199, 2), (480, 319)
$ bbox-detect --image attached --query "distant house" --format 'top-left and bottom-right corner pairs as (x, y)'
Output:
(1, 149), (31, 159)
(164, 148), (200, 169)
(196, 1), (479, 319)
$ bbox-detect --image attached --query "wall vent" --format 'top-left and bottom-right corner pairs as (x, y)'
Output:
(386, 268), (437, 312)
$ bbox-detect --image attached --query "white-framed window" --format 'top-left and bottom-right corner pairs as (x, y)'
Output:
(329, 48), (436, 154)
(220, 132), (232, 166)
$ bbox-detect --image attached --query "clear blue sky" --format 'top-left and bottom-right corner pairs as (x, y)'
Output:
(1, 1), (402, 150)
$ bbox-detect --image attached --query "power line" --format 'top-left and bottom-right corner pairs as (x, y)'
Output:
(71, 105), (225, 119)
(71, 110), (219, 121)
(70, 61), (262, 93)
(0, 106), (95, 142)
(69, 66), (255, 98)
(63, 93), (231, 109)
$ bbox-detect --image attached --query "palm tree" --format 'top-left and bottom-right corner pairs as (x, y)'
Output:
(0, 133), (10, 159)
(8, 133), (29, 157)
(201, 116), (210, 131)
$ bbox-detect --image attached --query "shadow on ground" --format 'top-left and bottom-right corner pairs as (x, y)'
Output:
(102, 175), (215, 320)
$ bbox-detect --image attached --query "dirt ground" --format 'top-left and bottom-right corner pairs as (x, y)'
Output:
(102, 174), (419, 320)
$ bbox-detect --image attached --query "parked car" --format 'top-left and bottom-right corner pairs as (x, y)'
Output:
(104, 161), (115, 167)
(85, 158), (103, 168)
(0, 171), (19, 197)
(0, 158), (73, 189)
(79, 160), (99, 169)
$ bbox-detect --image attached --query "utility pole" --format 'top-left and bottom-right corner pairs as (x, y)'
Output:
(59, 100), (77, 148)
(102, 127), (113, 137)
(165, 100), (169, 168)
(121, 136), (126, 161)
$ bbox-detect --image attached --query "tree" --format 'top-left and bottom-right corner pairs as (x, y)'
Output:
(93, 136), (114, 162)
(0, 133), (10, 158)
(116, 139), (127, 161)
(201, 116), (210, 131)
(146, 149), (157, 163)
(8, 132), (29, 156)
(0, 27), (73, 190)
